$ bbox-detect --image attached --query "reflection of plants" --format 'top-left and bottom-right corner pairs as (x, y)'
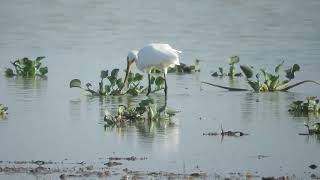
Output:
(5, 57), (48, 77)
(0, 104), (8, 117)
(212, 56), (241, 77)
(150, 59), (200, 73)
(104, 98), (177, 127)
(289, 96), (320, 115)
(70, 69), (145, 96)
(203, 61), (320, 92)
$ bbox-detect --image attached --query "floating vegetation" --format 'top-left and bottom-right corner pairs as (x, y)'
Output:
(150, 59), (200, 73)
(5, 57), (48, 77)
(70, 69), (140, 96)
(211, 56), (242, 77)
(70, 69), (166, 96)
(104, 98), (177, 127)
(289, 96), (320, 114)
(0, 104), (8, 117)
(203, 61), (320, 92)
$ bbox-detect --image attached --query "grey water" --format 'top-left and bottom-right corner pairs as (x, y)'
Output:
(0, 0), (320, 179)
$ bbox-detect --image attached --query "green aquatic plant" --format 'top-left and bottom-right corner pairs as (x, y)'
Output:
(150, 59), (200, 74)
(70, 69), (165, 96)
(5, 57), (48, 77)
(211, 56), (242, 77)
(70, 69), (144, 96)
(0, 104), (8, 117)
(289, 96), (320, 114)
(203, 61), (320, 92)
(104, 98), (177, 127)
(240, 61), (300, 92)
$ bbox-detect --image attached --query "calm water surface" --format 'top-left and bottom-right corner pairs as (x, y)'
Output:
(0, 0), (320, 179)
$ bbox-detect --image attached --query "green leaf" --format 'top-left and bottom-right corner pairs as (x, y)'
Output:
(36, 56), (46, 62)
(228, 56), (240, 65)
(116, 78), (124, 89)
(111, 69), (119, 78)
(150, 76), (156, 84)
(70, 79), (82, 88)
(240, 65), (253, 79)
(117, 105), (126, 115)
(100, 70), (108, 79)
(275, 80), (289, 90)
(269, 75), (279, 90)
(107, 76), (116, 86)
(292, 64), (300, 72)
(218, 67), (223, 75)
(248, 80), (260, 92)
(105, 85), (111, 93)
(285, 64), (300, 80)
(260, 69), (270, 82)
(39, 67), (48, 76)
(147, 106), (154, 119)
(134, 73), (143, 81)
(2, 106), (8, 111)
(155, 76), (165, 87)
(99, 82), (104, 95)
(5, 68), (15, 77)
(275, 60), (284, 74)
(139, 98), (154, 107)
(228, 66), (235, 77)
(211, 72), (219, 77)
(127, 88), (139, 96)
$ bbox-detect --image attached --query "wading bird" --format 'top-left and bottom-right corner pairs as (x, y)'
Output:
(124, 43), (181, 100)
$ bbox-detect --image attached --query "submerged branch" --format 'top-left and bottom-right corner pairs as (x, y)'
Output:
(201, 81), (249, 91)
(281, 80), (320, 91)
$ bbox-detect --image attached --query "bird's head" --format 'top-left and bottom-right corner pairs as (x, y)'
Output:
(127, 50), (138, 63)
(124, 50), (138, 88)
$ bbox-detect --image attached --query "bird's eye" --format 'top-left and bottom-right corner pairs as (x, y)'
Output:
(127, 56), (129, 61)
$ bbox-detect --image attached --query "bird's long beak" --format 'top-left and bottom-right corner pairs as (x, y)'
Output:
(124, 60), (134, 88)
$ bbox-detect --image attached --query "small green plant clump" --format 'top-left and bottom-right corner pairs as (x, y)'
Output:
(289, 96), (320, 114)
(202, 60), (320, 92)
(240, 61), (301, 92)
(0, 104), (8, 117)
(104, 98), (177, 127)
(211, 56), (242, 77)
(5, 57), (48, 77)
(150, 59), (200, 74)
(70, 69), (165, 96)
(240, 61), (320, 92)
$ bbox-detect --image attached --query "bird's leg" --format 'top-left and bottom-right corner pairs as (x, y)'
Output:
(164, 73), (168, 103)
(146, 73), (151, 96)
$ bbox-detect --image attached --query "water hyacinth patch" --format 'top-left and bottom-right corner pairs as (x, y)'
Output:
(5, 57), (48, 77)
(70, 68), (165, 96)
(104, 98), (178, 127)
(239, 61), (299, 92)
(0, 104), (8, 117)
(211, 56), (242, 77)
(203, 60), (320, 92)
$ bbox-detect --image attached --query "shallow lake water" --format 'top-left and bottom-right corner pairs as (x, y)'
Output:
(0, 0), (320, 179)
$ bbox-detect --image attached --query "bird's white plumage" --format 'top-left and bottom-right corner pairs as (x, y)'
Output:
(132, 43), (181, 74)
